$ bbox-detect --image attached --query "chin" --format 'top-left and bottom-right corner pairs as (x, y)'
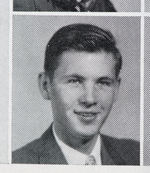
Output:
(76, 129), (100, 139)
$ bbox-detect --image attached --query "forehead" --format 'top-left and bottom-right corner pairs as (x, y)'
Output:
(54, 50), (116, 78)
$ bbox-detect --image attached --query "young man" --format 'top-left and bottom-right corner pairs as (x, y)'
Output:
(12, 23), (139, 165)
(13, 0), (116, 12)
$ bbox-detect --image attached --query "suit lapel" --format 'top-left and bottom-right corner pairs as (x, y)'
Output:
(34, 0), (61, 11)
(38, 125), (68, 164)
(101, 134), (125, 165)
(101, 136), (115, 165)
(38, 126), (125, 165)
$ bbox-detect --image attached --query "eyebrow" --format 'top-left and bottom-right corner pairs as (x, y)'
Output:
(96, 77), (116, 83)
(64, 74), (115, 81)
(97, 76), (115, 80)
(64, 74), (85, 80)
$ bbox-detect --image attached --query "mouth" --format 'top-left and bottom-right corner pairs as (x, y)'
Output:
(74, 110), (99, 121)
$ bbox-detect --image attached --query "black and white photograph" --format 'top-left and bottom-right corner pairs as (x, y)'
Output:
(3, 0), (150, 171)
(13, 0), (141, 12)
(12, 16), (140, 165)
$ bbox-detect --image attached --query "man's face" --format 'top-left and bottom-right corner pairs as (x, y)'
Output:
(49, 50), (120, 141)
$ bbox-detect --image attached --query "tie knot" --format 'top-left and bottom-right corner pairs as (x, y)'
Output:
(85, 155), (96, 165)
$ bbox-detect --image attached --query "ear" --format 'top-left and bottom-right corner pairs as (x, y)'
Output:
(114, 77), (121, 102)
(38, 72), (52, 100)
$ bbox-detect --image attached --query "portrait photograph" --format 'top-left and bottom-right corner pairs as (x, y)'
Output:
(12, 16), (140, 165)
(13, 0), (141, 12)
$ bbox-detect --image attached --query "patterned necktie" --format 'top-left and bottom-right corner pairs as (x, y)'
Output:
(85, 155), (97, 165)
(74, 0), (94, 11)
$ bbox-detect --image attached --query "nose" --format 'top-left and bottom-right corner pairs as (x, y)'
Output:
(79, 82), (97, 107)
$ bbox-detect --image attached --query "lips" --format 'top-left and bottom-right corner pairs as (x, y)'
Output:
(74, 110), (99, 121)
(74, 111), (97, 116)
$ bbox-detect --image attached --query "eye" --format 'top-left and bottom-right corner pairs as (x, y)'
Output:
(97, 79), (114, 87)
(100, 81), (111, 86)
(67, 78), (82, 86)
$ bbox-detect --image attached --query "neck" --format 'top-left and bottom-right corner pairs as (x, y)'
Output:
(54, 123), (98, 155)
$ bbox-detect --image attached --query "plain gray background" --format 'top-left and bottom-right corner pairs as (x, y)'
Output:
(144, 17), (150, 165)
(12, 16), (140, 151)
(0, 0), (9, 163)
(111, 0), (140, 12)
(145, 0), (150, 12)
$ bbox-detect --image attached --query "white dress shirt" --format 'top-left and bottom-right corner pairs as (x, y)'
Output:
(53, 126), (101, 165)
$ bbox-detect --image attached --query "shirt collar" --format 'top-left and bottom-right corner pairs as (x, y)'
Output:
(51, 0), (96, 11)
(52, 125), (101, 165)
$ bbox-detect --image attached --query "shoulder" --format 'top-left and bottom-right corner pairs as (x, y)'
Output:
(12, 137), (43, 163)
(12, 125), (54, 164)
(12, 125), (56, 164)
(101, 134), (140, 165)
(100, 0), (117, 12)
(13, 0), (36, 11)
(13, 0), (55, 11)
(93, 0), (116, 12)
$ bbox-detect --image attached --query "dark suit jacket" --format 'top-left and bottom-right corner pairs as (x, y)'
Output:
(13, 0), (116, 12)
(12, 125), (139, 165)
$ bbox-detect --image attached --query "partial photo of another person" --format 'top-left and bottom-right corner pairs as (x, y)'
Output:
(13, 0), (140, 12)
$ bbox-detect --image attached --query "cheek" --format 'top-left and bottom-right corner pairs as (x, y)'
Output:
(54, 86), (80, 110)
(97, 89), (116, 108)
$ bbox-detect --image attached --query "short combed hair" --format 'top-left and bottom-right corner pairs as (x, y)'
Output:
(44, 23), (122, 79)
